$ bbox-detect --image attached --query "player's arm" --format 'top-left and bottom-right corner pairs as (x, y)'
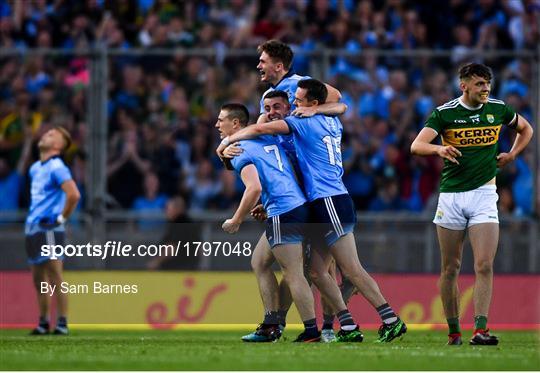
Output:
(497, 114), (534, 167)
(325, 83), (342, 103)
(410, 127), (462, 165)
(222, 164), (262, 234)
(60, 180), (81, 220)
(216, 120), (289, 157)
(292, 102), (348, 117)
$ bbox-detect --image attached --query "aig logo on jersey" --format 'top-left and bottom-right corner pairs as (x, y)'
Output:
(486, 114), (495, 123)
(442, 125), (501, 147)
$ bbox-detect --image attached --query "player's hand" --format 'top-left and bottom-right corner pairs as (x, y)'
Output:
(216, 138), (229, 158)
(437, 145), (462, 165)
(291, 106), (317, 118)
(222, 142), (243, 159)
(496, 152), (515, 168)
(38, 215), (65, 229)
(250, 204), (267, 221)
(222, 218), (241, 234)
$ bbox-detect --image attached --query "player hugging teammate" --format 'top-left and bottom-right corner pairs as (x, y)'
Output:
(216, 40), (407, 343)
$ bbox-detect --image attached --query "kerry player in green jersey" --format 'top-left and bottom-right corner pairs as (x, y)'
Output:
(411, 63), (533, 346)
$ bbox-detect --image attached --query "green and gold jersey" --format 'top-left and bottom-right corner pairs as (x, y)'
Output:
(425, 97), (516, 193)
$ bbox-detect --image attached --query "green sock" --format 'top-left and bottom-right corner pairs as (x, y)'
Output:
(447, 317), (461, 334)
(474, 315), (488, 330)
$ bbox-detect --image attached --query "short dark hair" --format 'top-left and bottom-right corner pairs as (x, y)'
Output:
(459, 63), (492, 81)
(297, 79), (328, 104)
(257, 40), (293, 70)
(54, 126), (72, 152)
(221, 103), (249, 126)
(263, 90), (289, 102)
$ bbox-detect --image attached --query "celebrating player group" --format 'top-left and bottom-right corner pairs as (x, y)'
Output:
(216, 40), (533, 345)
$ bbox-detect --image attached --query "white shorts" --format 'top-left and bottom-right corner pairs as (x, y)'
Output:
(433, 184), (499, 231)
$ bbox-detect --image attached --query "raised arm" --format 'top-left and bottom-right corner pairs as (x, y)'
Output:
(222, 164), (262, 234)
(410, 127), (462, 165)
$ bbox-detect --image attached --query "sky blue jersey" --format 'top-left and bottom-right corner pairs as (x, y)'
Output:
(230, 135), (306, 217)
(25, 156), (72, 235)
(259, 71), (311, 158)
(284, 114), (349, 201)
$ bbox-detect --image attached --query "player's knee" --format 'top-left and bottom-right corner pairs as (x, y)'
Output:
(441, 261), (461, 279)
(307, 267), (324, 285)
(251, 256), (268, 274)
(474, 260), (493, 276)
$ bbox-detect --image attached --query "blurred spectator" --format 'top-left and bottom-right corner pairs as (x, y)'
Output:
(146, 196), (201, 270)
(0, 0), (536, 217)
(133, 171), (168, 230)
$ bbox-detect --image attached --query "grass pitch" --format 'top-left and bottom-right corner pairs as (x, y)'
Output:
(1, 329), (538, 370)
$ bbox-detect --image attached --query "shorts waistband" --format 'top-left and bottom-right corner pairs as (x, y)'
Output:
(475, 184), (497, 191)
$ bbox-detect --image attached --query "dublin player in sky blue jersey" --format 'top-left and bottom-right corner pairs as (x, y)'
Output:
(254, 40), (347, 160)
(216, 103), (320, 342)
(217, 79), (407, 343)
(26, 127), (80, 335)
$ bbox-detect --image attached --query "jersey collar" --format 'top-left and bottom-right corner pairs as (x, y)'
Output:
(458, 96), (483, 111)
(271, 70), (294, 88)
(40, 154), (61, 165)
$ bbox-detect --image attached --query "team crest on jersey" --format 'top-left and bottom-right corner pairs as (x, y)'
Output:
(486, 114), (494, 123)
(442, 125), (501, 147)
(436, 210), (444, 219)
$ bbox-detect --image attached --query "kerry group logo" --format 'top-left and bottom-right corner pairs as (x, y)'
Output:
(442, 125), (501, 147)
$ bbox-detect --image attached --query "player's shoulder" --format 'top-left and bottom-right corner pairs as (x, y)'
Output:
(48, 156), (68, 171)
(435, 98), (460, 112)
(486, 97), (506, 106)
(281, 73), (309, 87)
(261, 87), (273, 100)
(29, 160), (40, 174)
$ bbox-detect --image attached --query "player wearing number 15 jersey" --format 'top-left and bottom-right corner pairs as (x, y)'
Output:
(217, 79), (407, 343)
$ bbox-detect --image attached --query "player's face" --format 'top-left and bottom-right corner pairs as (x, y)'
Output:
(263, 97), (290, 120)
(215, 110), (235, 138)
(293, 88), (315, 107)
(257, 51), (281, 84)
(462, 75), (491, 105)
(38, 129), (64, 151)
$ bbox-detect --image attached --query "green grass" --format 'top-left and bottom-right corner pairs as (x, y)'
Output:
(1, 329), (539, 370)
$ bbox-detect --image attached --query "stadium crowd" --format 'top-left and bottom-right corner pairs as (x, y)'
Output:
(0, 0), (538, 217)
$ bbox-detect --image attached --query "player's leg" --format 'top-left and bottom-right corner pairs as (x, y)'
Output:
(251, 233), (279, 316)
(317, 194), (404, 342)
(44, 258), (68, 335)
(309, 243), (363, 342)
(243, 233), (282, 342)
(277, 277), (292, 327)
(26, 232), (51, 335)
(30, 263), (50, 335)
(436, 226), (466, 345)
(320, 260), (337, 342)
(328, 233), (405, 342)
(272, 243), (319, 342)
(468, 223), (499, 345)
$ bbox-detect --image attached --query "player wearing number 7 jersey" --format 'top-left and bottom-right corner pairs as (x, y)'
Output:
(217, 79), (407, 343)
(216, 103), (321, 342)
